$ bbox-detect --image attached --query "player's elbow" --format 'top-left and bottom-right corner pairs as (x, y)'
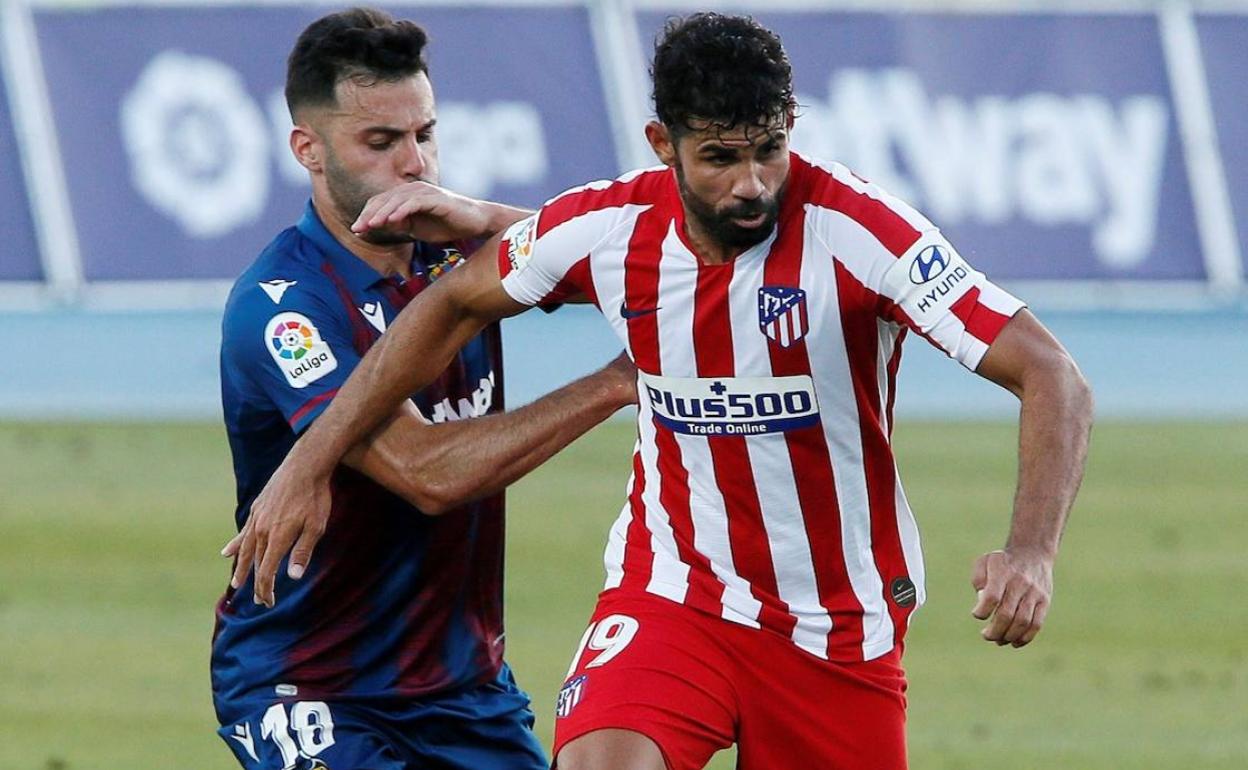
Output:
(1030, 349), (1094, 428)
(394, 468), (479, 516)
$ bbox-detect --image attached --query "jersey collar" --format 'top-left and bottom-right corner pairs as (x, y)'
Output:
(296, 200), (407, 295)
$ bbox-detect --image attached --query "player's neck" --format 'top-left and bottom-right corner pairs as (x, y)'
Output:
(681, 216), (747, 266)
(316, 197), (415, 280)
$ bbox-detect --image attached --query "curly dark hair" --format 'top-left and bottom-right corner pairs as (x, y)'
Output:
(285, 7), (430, 119)
(651, 13), (795, 138)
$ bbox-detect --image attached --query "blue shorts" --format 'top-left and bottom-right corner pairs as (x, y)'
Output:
(217, 665), (547, 770)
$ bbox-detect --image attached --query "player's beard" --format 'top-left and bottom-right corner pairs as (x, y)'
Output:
(675, 163), (784, 251)
(323, 148), (419, 246)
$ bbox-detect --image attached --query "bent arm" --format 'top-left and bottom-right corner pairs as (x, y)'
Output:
(345, 355), (634, 515)
(976, 309), (1094, 557)
(968, 309), (1093, 646)
(292, 231), (525, 482)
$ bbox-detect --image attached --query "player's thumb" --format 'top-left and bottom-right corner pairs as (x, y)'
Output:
(970, 551), (1002, 619)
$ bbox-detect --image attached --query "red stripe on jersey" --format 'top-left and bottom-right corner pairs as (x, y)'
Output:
(290, 389), (338, 429)
(796, 155), (922, 258)
(540, 255), (598, 308)
(285, 469), (409, 691)
(885, 330), (906, 439)
(537, 169), (670, 238)
(693, 261), (795, 637)
(762, 203), (868, 657)
(620, 205), (720, 615)
(950, 286), (1014, 344)
(617, 447), (654, 595)
(834, 262), (914, 645)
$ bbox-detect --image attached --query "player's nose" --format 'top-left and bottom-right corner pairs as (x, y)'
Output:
(397, 136), (427, 181)
(731, 163), (767, 200)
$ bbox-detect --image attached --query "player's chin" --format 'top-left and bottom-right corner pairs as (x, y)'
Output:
(721, 225), (772, 249)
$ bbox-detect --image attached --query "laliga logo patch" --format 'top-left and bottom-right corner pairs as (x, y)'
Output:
(909, 245), (949, 284)
(503, 214), (538, 273)
(265, 312), (338, 389)
(556, 675), (588, 718)
(758, 286), (808, 348)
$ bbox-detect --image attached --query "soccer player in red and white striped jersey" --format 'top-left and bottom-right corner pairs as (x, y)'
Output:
(241, 12), (1093, 770)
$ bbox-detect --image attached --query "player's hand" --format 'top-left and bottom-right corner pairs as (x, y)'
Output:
(221, 456), (332, 607)
(351, 181), (494, 243)
(970, 546), (1054, 648)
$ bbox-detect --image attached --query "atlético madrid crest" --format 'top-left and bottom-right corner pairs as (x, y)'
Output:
(758, 286), (808, 348)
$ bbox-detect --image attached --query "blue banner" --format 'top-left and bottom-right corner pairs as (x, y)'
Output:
(636, 11), (1203, 282)
(0, 71), (41, 281)
(1199, 14), (1248, 271)
(33, 5), (616, 281)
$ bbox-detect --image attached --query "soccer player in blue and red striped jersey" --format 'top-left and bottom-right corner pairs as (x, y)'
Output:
(212, 9), (634, 769)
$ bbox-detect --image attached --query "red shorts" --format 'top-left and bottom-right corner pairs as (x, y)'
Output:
(552, 590), (908, 770)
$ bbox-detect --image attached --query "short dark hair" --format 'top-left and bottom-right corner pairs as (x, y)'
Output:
(285, 7), (430, 119)
(651, 13), (796, 138)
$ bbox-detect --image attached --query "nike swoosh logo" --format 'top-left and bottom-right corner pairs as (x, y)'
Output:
(620, 301), (661, 319)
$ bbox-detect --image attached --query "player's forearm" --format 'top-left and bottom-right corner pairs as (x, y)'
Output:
(293, 280), (487, 479)
(403, 360), (634, 513)
(1006, 354), (1093, 557)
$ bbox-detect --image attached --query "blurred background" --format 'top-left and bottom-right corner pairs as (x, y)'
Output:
(0, 0), (1244, 768)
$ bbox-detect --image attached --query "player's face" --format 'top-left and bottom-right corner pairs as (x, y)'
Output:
(317, 72), (440, 244)
(666, 118), (790, 251)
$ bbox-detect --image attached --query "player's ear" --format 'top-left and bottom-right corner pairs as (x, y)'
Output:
(290, 124), (323, 173)
(645, 120), (677, 167)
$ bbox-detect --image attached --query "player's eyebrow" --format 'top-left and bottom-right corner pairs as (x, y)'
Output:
(361, 118), (437, 137)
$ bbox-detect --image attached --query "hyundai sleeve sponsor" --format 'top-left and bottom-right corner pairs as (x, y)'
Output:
(0, 73), (41, 280)
(883, 235), (979, 320)
(30, 4), (614, 282)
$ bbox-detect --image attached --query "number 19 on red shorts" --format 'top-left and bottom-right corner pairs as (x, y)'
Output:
(553, 591), (909, 770)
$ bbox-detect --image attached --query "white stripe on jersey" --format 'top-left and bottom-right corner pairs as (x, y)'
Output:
(635, 395), (692, 604)
(654, 224), (761, 625)
(894, 476), (927, 610)
(875, 318), (927, 626)
(726, 241), (834, 656)
(800, 228), (896, 660)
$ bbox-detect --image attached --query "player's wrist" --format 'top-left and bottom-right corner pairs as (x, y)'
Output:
(478, 202), (531, 238)
(1003, 541), (1058, 564)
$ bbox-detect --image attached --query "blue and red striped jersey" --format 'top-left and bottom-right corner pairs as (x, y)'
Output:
(212, 201), (506, 725)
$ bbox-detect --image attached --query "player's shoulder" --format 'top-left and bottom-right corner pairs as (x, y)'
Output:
(223, 226), (339, 338)
(793, 152), (881, 207)
(535, 165), (672, 235)
(792, 151), (933, 257)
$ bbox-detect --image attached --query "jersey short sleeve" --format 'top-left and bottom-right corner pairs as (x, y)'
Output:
(877, 232), (1025, 371)
(802, 158), (1025, 372)
(496, 176), (656, 307)
(221, 281), (363, 433)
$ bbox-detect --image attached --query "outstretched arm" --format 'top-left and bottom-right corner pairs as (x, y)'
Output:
(229, 231), (536, 606)
(347, 354), (635, 517)
(969, 309), (1093, 647)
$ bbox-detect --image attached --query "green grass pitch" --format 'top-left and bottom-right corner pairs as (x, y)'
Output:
(0, 420), (1244, 769)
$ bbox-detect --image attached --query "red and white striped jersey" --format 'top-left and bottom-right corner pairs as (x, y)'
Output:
(497, 153), (1025, 662)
